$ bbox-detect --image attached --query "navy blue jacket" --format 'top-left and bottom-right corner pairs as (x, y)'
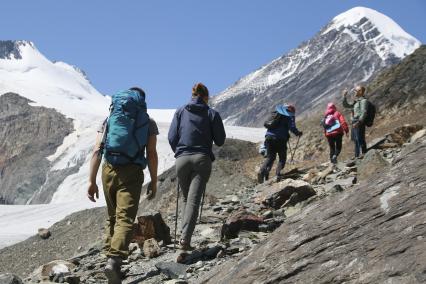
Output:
(168, 97), (226, 161)
(265, 105), (301, 140)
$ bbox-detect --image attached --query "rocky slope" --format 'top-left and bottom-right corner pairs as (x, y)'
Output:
(1, 126), (425, 283)
(201, 136), (426, 284)
(0, 93), (74, 204)
(211, 7), (420, 127)
(368, 45), (426, 113)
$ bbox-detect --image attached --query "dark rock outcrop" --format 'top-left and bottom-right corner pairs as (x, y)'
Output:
(201, 137), (426, 284)
(0, 40), (29, 60)
(133, 211), (171, 246)
(0, 93), (74, 204)
(221, 209), (264, 240)
(368, 45), (426, 113)
(254, 179), (316, 209)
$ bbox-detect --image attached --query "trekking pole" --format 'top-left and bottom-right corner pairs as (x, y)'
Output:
(174, 183), (180, 250)
(289, 136), (301, 165)
(198, 189), (206, 224)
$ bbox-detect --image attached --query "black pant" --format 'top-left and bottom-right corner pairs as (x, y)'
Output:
(260, 137), (287, 176)
(352, 123), (367, 157)
(327, 134), (343, 161)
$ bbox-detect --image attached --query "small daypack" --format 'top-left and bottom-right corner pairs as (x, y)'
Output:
(364, 100), (376, 127)
(264, 111), (283, 129)
(264, 105), (294, 129)
(321, 114), (341, 133)
(324, 114), (336, 127)
(104, 89), (150, 167)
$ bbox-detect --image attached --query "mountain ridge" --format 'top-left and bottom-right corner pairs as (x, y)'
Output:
(211, 7), (421, 127)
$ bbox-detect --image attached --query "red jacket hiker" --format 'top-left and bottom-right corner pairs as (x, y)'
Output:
(323, 103), (349, 137)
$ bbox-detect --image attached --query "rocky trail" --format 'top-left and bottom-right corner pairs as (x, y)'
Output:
(0, 125), (425, 284)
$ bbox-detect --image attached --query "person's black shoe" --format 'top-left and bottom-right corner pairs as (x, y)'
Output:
(257, 171), (265, 184)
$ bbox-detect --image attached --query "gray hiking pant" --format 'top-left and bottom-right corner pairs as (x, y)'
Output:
(176, 154), (212, 244)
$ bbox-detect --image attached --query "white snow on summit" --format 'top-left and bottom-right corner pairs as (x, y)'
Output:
(323, 7), (421, 60)
(0, 41), (110, 120)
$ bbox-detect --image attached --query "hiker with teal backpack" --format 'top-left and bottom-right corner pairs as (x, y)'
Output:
(87, 87), (159, 284)
(168, 83), (226, 262)
(258, 104), (303, 183)
(342, 85), (376, 158)
(321, 103), (349, 164)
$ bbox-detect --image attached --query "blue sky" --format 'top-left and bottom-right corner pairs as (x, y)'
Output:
(1, 1), (425, 108)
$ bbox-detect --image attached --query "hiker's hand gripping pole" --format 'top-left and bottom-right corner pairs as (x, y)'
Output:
(289, 136), (301, 165)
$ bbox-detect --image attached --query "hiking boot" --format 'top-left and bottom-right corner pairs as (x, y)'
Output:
(275, 173), (284, 183)
(104, 256), (123, 284)
(257, 171), (265, 184)
(176, 239), (193, 263)
(331, 155), (337, 164)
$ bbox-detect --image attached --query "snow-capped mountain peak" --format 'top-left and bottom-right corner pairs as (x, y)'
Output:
(323, 7), (421, 60)
(211, 7), (421, 127)
(0, 40), (109, 120)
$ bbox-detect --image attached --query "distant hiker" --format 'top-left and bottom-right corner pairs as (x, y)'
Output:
(258, 104), (303, 183)
(342, 85), (374, 158)
(168, 83), (226, 258)
(321, 102), (349, 164)
(87, 87), (158, 283)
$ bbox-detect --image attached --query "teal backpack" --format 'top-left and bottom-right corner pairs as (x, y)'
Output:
(104, 89), (150, 168)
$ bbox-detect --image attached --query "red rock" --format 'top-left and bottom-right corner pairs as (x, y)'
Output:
(221, 209), (264, 239)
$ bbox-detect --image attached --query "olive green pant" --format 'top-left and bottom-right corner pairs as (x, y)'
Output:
(102, 162), (144, 258)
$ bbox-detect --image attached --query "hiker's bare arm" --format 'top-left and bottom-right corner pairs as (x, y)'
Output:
(87, 132), (103, 202)
(342, 89), (354, 109)
(146, 135), (158, 200)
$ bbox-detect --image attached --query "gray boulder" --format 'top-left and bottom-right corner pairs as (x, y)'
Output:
(29, 260), (76, 282)
(0, 274), (23, 284)
(358, 149), (388, 181)
(155, 262), (187, 279)
(38, 228), (51, 240)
